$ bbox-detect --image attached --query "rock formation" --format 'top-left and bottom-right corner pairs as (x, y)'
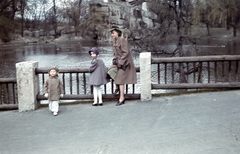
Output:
(86, 1), (157, 41)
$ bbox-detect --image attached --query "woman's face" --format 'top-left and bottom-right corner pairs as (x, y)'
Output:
(111, 30), (119, 39)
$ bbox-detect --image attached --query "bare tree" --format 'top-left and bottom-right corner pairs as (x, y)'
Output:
(19, 0), (27, 37)
(26, 0), (50, 30)
(52, 0), (57, 38)
(0, 0), (22, 42)
(129, 0), (198, 84)
(193, 0), (240, 37)
(61, 0), (84, 37)
(212, 0), (240, 37)
(194, 0), (213, 36)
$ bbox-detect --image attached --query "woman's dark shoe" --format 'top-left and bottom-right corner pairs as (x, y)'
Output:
(92, 103), (98, 106)
(98, 103), (103, 106)
(116, 99), (125, 106)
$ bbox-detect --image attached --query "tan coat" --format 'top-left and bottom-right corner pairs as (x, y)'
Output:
(44, 76), (64, 101)
(113, 37), (137, 84)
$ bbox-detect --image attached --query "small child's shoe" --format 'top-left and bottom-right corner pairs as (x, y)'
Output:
(92, 102), (98, 106)
(53, 112), (58, 116)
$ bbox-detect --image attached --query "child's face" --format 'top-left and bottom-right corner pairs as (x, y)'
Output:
(49, 70), (57, 77)
(90, 52), (97, 58)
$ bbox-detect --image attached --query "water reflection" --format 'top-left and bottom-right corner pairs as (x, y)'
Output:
(0, 41), (127, 78)
(0, 39), (240, 78)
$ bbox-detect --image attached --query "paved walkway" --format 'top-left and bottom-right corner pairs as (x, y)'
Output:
(0, 90), (240, 154)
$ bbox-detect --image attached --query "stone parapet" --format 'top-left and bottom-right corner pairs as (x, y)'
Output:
(140, 52), (152, 101)
(16, 61), (39, 112)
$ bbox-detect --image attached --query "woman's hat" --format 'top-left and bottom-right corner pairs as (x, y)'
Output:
(110, 26), (122, 33)
(89, 47), (99, 55)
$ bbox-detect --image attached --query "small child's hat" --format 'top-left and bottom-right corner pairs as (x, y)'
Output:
(49, 67), (59, 73)
(89, 47), (99, 55)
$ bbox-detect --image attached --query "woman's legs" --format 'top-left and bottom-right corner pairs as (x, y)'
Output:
(119, 84), (125, 102)
(116, 84), (125, 106)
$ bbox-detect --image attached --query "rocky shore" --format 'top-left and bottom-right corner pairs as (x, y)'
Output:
(0, 28), (239, 46)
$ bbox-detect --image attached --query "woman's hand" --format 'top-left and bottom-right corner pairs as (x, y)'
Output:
(112, 58), (117, 65)
(117, 63), (122, 68)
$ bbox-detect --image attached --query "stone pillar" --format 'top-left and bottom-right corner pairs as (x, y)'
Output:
(16, 61), (39, 112)
(140, 52), (152, 101)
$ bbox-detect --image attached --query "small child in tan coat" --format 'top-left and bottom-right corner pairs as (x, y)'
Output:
(44, 67), (64, 116)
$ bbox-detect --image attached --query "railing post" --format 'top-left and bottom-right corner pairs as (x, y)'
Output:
(140, 52), (152, 101)
(16, 61), (39, 112)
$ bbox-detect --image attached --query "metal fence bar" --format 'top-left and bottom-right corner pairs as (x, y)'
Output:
(222, 61), (224, 82)
(207, 62), (210, 83)
(228, 61), (231, 82)
(214, 61), (217, 83)
(77, 73), (80, 94)
(0, 78), (18, 109)
(172, 63), (175, 83)
(236, 61), (239, 82)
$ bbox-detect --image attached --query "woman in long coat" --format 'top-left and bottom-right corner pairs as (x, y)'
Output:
(110, 26), (137, 106)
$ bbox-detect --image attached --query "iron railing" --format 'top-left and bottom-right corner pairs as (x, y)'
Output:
(151, 55), (240, 89)
(2, 55), (240, 110)
(35, 67), (141, 101)
(0, 78), (18, 110)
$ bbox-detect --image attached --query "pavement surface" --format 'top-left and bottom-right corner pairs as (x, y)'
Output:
(0, 90), (240, 154)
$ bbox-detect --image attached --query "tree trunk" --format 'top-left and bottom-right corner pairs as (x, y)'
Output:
(178, 36), (187, 84)
(53, 0), (57, 38)
(75, 23), (78, 37)
(233, 26), (237, 37)
(206, 22), (210, 36)
(20, 0), (25, 37)
(21, 14), (24, 37)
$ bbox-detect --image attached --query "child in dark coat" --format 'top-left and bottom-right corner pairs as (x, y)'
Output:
(89, 47), (109, 106)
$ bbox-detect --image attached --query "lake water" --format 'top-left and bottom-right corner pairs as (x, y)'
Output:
(0, 38), (240, 78)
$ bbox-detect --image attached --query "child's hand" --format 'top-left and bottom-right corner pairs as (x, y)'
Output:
(60, 94), (64, 98)
(44, 93), (48, 98)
